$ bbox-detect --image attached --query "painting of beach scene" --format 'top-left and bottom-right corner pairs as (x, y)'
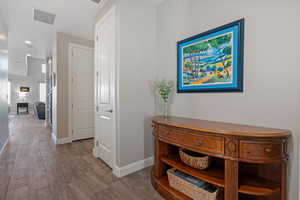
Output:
(182, 33), (233, 85)
(177, 19), (244, 93)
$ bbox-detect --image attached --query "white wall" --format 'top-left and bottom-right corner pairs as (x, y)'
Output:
(117, 0), (158, 167)
(157, 0), (299, 199)
(8, 55), (27, 76)
(0, 20), (8, 154)
(9, 58), (46, 114)
(96, 0), (158, 167)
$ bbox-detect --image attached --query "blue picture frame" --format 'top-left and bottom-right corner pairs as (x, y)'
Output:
(177, 19), (244, 93)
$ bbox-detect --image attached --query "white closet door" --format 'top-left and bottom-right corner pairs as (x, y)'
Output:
(94, 7), (116, 169)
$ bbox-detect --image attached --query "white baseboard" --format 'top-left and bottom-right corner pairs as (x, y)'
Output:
(57, 137), (72, 144)
(0, 139), (8, 156)
(113, 156), (154, 178)
(51, 132), (57, 144)
(51, 133), (72, 145)
(93, 148), (99, 158)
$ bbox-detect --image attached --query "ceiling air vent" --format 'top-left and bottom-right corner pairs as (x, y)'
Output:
(34, 9), (56, 25)
(90, 0), (102, 4)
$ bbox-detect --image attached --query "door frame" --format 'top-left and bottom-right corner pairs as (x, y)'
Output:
(68, 43), (94, 142)
(94, 5), (118, 173)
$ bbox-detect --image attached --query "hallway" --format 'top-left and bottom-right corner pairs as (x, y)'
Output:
(0, 115), (162, 200)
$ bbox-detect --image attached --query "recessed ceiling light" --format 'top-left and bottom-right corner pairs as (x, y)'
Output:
(25, 40), (32, 45)
(0, 34), (7, 40)
(27, 54), (32, 57)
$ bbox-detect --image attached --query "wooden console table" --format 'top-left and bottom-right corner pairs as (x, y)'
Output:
(151, 116), (290, 200)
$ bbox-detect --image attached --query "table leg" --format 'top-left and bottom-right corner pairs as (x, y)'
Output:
(281, 160), (287, 200)
(225, 159), (239, 200)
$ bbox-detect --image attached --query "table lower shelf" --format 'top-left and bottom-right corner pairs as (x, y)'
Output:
(153, 175), (265, 200)
(152, 174), (193, 200)
(161, 156), (280, 196)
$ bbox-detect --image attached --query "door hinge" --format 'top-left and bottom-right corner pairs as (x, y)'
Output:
(72, 51), (74, 57)
(96, 106), (99, 112)
(96, 140), (99, 147)
(96, 35), (99, 42)
(96, 71), (99, 76)
(72, 104), (74, 109)
(72, 129), (74, 135)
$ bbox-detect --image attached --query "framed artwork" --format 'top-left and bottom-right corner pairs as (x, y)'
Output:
(177, 19), (244, 93)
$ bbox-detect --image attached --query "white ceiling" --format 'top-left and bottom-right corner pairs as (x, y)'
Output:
(0, 0), (105, 75)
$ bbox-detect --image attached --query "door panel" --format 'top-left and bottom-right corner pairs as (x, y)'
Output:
(71, 46), (95, 141)
(95, 7), (116, 169)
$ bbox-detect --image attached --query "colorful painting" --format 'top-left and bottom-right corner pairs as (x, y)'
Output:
(177, 19), (244, 93)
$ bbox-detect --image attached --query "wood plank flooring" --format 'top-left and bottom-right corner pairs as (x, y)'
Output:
(0, 115), (163, 200)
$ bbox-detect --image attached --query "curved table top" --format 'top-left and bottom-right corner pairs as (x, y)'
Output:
(152, 116), (291, 138)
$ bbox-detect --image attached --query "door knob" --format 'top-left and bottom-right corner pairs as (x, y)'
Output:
(105, 109), (113, 113)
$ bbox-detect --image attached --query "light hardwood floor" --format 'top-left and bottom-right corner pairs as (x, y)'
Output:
(0, 115), (163, 200)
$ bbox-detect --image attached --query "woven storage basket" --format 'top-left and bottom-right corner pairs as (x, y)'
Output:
(179, 148), (211, 170)
(167, 168), (218, 200)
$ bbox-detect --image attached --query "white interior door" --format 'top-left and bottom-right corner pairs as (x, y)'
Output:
(70, 44), (95, 141)
(94, 7), (116, 169)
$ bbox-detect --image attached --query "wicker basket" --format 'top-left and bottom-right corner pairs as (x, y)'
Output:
(179, 148), (211, 170)
(167, 168), (218, 200)
(167, 168), (219, 200)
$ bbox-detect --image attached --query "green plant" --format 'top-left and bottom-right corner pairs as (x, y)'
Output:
(155, 80), (174, 103)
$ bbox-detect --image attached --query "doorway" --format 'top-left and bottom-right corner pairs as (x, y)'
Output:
(69, 43), (95, 141)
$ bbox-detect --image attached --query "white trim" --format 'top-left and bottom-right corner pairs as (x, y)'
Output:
(51, 132), (72, 145)
(69, 43), (94, 52)
(51, 132), (57, 144)
(96, 5), (116, 28)
(93, 147), (99, 158)
(68, 43), (94, 143)
(56, 137), (72, 145)
(0, 139), (8, 156)
(94, 5), (118, 171)
(112, 156), (154, 178)
(98, 0), (109, 9)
